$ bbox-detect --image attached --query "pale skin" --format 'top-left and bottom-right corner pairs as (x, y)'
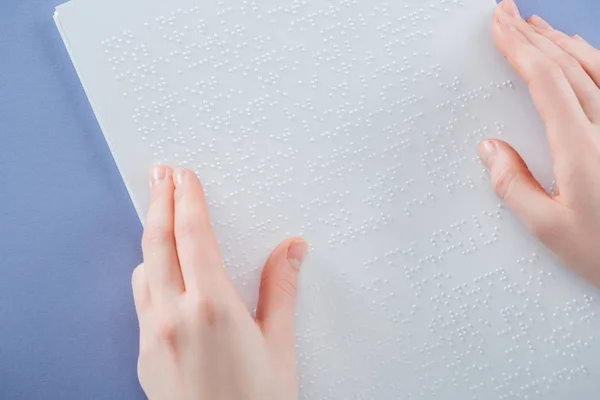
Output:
(132, 1), (600, 399)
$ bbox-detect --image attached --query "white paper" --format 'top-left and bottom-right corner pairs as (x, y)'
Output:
(55, 0), (600, 397)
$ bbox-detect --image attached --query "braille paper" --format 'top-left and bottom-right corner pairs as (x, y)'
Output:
(55, 0), (600, 397)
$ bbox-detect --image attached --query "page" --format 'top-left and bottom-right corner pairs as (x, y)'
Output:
(55, 0), (600, 397)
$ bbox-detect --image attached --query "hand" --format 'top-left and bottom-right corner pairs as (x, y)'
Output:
(480, 0), (600, 286)
(132, 166), (306, 400)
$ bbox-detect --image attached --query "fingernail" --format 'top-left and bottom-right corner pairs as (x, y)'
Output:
(174, 168), (187, 187)
(497, 7), (516, 30)
(150, 165), (169, 187)
(529, 15), (552, 30)
(573, 34), (585, 42)
(287, 240), (308, 271)
(478, 140), (498, 171)
(502, 0), (520, 18)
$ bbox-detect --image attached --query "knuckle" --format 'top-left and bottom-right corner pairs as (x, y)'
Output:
(142, 226), (174, 249)
(491, 166), (520, 202)
(131, 264), (150, 310)
(136, 357), (149, 387)
(132, 264), (144, 285)
(556, 53), (581, 71)
(554, 35), (572, 50)
(190, 295), (229, 327)
(155, 316), (181, 349)
(529, 56), (556, 75)
(541, 64), (565, 82)
(527, 60), (564, 90)
(587, 53), (600, 76)
(275, 275), (298, 299)
(261, 267), (298, 299)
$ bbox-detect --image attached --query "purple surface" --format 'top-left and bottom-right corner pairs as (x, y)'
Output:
(0, 0), (598, 398)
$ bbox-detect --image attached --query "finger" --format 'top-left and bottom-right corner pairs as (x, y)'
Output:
(173, 168), (224, 290)
(142, 165), (185, 300)
(528, 15), (600, 88)
(507, 16), (600, 122)
(256, 238), (307, 365)
(492, 3), (590, 163)
(132, 263), (152, 315)
(478, 139), (564, 245)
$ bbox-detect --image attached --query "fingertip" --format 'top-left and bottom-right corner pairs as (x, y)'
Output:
(493, 2), (509, 25)
(174, 167), (197, 188)
(173, 167), (205, 195)
(479, 140), (557, 226)
(173, 167), (185, 187)
(149, 166), (174, 206)
(478, 139), (522, 176)
(528, 15), (552, 30)
(150, 165), (173, 188)
(259, 237), (307, 301)
(502, 0), (520, 18)
(256, 237), (306, 355)
(269, 236), (304, 257)
(492, 5), (527, 56)
(173, 168), (208, 209)
(478, 139), (498, 172)
(480, 138), (518, 163)
(286, 239), (308, 271)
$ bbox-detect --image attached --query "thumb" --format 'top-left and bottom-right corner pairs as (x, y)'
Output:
(255, 238), (307, 358)
(478, 139), (560, 240)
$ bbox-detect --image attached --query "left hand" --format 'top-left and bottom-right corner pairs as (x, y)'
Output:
(132, 165), (306, 400)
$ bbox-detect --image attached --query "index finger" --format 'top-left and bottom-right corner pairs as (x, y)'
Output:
(173, 168), (225, 291)
(142, 165), (185, 301)
(492, 3), (590, 164)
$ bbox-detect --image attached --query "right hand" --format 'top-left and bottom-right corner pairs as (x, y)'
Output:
(479, 0), (600, 286)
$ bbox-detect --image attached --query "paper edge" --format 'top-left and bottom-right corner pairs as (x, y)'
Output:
(54, 10), (146, 224)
